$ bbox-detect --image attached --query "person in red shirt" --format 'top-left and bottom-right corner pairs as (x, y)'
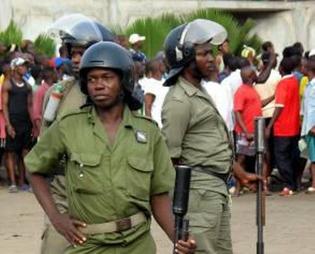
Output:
(234, 66), (274, 195)
(266, 57), (300, 196)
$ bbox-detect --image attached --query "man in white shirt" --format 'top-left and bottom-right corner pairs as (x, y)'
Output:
(144, 59), (169, 128)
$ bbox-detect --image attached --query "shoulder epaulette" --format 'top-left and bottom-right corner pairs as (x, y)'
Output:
(133, 113), (159, 127)
(57, 107), (89, 121)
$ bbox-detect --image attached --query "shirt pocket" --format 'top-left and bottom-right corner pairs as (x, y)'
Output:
(68, 152), (103, 195)
(126, 156), (153, 201)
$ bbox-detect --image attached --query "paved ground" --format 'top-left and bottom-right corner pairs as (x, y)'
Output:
(0, 185), (314, 254)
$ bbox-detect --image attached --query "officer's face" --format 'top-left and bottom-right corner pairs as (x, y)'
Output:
(71, 46), (86, 74)
(194, 43), (215, 78)
(86, 68), (122, 109)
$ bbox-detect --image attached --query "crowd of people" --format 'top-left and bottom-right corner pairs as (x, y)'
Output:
(0, 19), (314, 198)
(0, 13), (313, 254)
(138, 39), (315, 197)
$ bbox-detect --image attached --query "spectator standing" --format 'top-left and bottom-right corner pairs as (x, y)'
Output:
(2, 57), (34, 193)
(254, 52), (281, 184)
(266, 57), (301, 196)
(129, 33), (147, 63)
(234, 66), (274, 195)
(144, 59), (168, 128)
(215, 39), (230, 72)
(302, 56), (315, 193)
(32, 67), (58, 138)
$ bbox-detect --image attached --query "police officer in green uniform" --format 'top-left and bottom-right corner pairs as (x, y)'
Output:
(25, 41), (196, 254)
(161, 20), (262, 254)
(39, 14), (115, 254)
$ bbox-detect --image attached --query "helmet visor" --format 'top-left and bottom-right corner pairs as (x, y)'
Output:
(48, 13), (103, 44)
(184, 19), (227, 46)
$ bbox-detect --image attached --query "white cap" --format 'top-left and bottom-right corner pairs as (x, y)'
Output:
(129, 33), (146, 44)
(309, 49), (315, 57)
(10, 57), (28, 70)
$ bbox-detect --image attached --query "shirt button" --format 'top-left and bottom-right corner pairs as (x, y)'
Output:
(80, 163), (84, 168)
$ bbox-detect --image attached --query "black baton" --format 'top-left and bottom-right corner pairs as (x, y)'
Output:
(172, 165), (191, 253)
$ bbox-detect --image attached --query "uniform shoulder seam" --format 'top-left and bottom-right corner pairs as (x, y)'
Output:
(133, 113), (159, 127)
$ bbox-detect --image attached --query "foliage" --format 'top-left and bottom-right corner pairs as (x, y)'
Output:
(123, 13), (181, 59)
(122, 9), (262, 59)
(0, 20), (23, 47)
(34, 34), (56, 57)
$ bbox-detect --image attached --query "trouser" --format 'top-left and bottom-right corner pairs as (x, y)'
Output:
(273, 136), (300, 190)
(65, 231), (156, 254)
(187, 189), (232, 254)
(41, 175), (70, 254)
(41, 222), (70, 254)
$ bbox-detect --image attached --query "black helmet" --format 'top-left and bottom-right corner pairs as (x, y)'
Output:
(164, 19), (227, 86)
(79, 41), (143, 110)
(48, 14), (114, 55)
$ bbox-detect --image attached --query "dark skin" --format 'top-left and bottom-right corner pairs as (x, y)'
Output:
(2, 63), (33, 187)
(234, 67), (271, 195)
(256, 52), (277, 84)
(182, 43), (263, 190)
(30, 68), (196, 253)
(235, 67), (274, 141)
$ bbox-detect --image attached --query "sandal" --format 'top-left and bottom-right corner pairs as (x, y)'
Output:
(305, 187), (315, 194)
(279, 187), (294, 196)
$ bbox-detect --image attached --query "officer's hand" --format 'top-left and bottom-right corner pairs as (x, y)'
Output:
(233, 161), (265, 191)
(238, 172), (265, 192)
(51, 213), (87, 246)
(175, 237), (196, 254)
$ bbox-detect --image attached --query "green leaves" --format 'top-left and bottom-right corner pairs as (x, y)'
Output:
(34, 34), (56, 58)
(0, 20), (23, 47)
(122, 8), (261, 59)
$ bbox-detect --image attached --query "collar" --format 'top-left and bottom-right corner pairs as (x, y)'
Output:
(178, 77), (200, 97)
(281, 74), (294, 80)
(87, 105), (134, 129)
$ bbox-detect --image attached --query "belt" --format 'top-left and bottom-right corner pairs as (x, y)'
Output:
(80, 212), (147, 235)
(192, 166), (231, 184)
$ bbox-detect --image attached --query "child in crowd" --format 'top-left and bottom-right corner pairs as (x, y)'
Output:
(234, 66), (274, 195)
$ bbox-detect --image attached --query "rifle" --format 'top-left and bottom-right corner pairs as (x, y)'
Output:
(255, 117), (266, 254)
(172, 165), (192, 253)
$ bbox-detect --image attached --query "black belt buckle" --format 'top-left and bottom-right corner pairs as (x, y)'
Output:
(116, 217), (132, 232)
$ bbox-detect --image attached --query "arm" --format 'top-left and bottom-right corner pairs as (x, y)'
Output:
(256, 53), (276, 84)
(30, 173), (86, 245)
(233, 160), (264, 191)
(151, 193), (196, 254)
(2, 80), (15, 138)
(144, 93), (155, 117)
(27, 84), (33, 123)
(161, 99), (190, 159)
(25, 121), (86, 245)
(235, 111), (248, 134)
(261, 95), (275, 107)
(151, 193), (174, 240)
(265, 107), (283, 138)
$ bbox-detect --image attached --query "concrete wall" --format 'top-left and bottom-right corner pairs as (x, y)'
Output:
(1, 0), (315, 53)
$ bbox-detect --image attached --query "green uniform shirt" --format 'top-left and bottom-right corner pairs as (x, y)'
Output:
(162, 77), (233, 195)
(25, 105), (174, 244)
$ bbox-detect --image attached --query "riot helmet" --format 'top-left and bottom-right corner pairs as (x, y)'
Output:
(164, 19), (227, 86)
(79, 41), (142, 110)
(48, 14), (114, 56)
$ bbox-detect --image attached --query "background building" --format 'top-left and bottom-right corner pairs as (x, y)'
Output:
(1, 0), (314, 53)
